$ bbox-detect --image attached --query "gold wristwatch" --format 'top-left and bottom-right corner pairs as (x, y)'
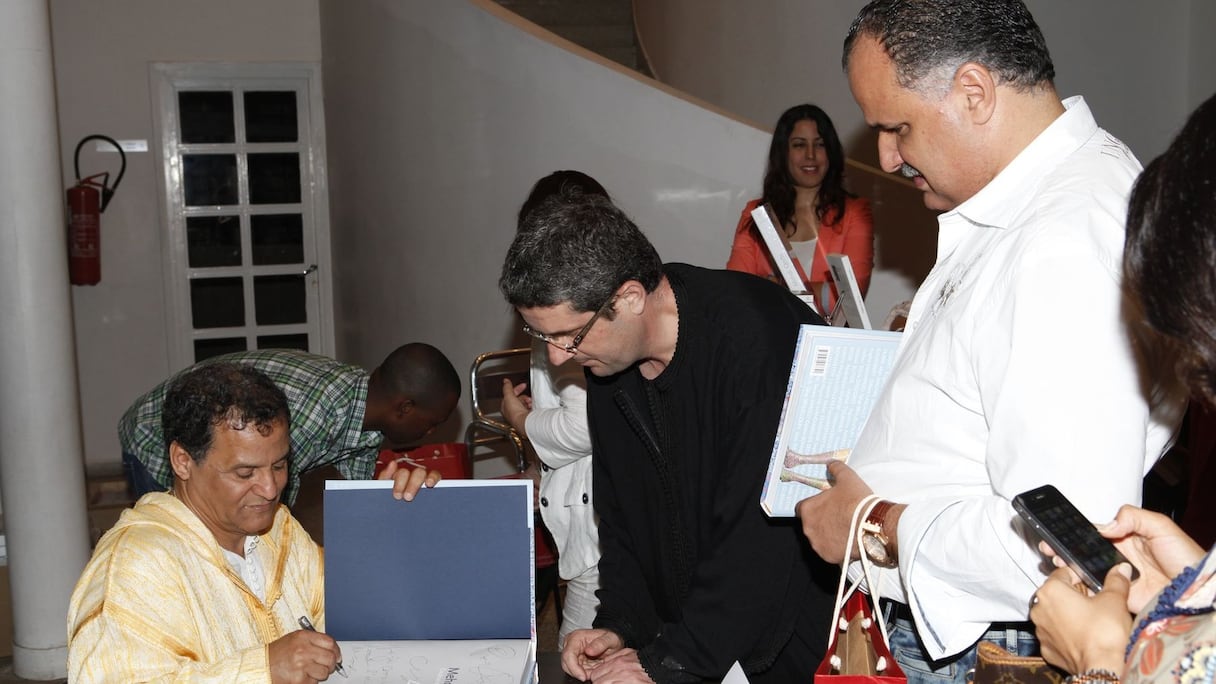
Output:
(860, 499), (898, 568)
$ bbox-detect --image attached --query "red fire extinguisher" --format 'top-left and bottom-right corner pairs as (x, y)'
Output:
(67, 135), (125, 286)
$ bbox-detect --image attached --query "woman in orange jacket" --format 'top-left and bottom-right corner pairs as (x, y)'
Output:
(727, 104), (873, 313)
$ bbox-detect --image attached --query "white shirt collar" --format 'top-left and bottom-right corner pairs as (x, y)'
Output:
(939, 96), (1096, 250)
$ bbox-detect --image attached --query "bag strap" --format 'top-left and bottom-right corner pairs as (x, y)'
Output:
(825, 493), (893, 650)
(854, 496), (895, 646)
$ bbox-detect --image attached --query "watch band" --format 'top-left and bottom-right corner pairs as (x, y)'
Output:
(860, 499), (898, 567)
(863, 499), (895, 534)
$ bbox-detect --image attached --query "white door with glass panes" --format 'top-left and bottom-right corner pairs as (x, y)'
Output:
(152, 63), (334, 368)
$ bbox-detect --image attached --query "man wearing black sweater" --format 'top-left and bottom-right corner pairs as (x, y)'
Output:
(499, 190), (836, 683)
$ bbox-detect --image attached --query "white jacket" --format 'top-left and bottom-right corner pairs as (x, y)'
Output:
(526, 343), (600, 580)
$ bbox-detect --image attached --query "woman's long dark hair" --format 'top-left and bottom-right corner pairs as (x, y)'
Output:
(1125, 93), (1216, 405)
(759, 104), (851, 233)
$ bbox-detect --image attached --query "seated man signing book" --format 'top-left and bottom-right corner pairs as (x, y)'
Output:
(499, 192), (837, 683)
(68, 362), (437, 683)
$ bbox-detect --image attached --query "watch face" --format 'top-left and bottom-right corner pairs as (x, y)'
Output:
(862, 533), (897, 568)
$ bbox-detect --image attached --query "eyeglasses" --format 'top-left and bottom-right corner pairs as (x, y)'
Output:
(523, 294), (618, 354)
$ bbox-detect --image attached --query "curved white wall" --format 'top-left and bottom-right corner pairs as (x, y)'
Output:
(633, 1), (935, 321)
(636, 0), (1201, 162)
(319, 0), (819, 441)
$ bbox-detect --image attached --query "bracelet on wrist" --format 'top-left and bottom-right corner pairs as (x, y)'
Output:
(1065, 668), (1120, 683)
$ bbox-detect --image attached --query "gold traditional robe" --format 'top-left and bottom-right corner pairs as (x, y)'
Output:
(67, 492), (325, 682)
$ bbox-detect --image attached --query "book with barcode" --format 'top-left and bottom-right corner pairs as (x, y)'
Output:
(760, 325), (902, 517)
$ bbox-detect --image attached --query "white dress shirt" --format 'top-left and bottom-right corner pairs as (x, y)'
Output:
(851, 97), (1186, 660)
(221, 536), (266, 601)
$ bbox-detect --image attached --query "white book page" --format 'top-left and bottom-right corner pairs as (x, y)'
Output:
(826, 253), (871, 330)
(749, 204), (808, 295)
(337, 639), (535, 683)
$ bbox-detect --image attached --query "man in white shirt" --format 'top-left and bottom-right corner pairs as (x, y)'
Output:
(797, 1), (1185, 682)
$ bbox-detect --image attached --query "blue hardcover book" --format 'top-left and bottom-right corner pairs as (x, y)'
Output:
(324, 479), (534, 641)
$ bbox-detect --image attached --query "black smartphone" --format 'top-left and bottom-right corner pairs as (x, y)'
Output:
(1012, 484), (1138, 593)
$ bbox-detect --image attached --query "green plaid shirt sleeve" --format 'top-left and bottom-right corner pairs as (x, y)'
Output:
(118, 383), (174, 489)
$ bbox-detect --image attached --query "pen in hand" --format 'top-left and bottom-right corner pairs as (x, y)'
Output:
(298, 615), (348, 678)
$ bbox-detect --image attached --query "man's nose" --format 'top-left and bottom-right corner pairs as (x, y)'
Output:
(877, 132), (903, 173)
(547, 343), (574, 367)
(255, 468), (279, 499)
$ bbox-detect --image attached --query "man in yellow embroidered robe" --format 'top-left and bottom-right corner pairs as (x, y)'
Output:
(67, 362), (435, 682)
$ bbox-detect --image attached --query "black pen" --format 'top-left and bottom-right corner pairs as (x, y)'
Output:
(298, 615), (348, 678)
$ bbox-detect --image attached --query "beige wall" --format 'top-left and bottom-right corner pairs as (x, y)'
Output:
(49, 0), (322, 470)
(636, 0), (1201, 162)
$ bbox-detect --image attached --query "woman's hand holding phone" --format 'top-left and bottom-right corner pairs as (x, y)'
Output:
(1030, 563), (1134, 675)
(1036, 503), (1204, 613)
(1097, 505), (1204, 613)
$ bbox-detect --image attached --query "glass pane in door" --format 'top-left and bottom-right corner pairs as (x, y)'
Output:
(186, 215), (241, 268)
(178, 91), (235, 144)
(183, 155), (238, 206)
(254, 274), (306, 325)
(257, 333), (310, 351)
(251, 214), (304, 265)
(245, 91), (298, 142)
(248, 153), (301, 204)
(190, 277), (245, 328)
(194, 337), (247, 361)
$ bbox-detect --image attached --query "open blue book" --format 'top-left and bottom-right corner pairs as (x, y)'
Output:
(324, 479), (536, 683)
(760, 326), (902, 517)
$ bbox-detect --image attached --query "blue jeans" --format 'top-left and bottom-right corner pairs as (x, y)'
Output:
(123, 451), (168, 498)
(883, 604), (1038, 684)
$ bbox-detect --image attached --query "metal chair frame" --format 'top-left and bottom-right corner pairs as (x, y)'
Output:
(463, 347), (531, 474)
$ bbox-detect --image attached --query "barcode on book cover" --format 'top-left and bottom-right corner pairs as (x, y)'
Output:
(811, 346), (830, 375)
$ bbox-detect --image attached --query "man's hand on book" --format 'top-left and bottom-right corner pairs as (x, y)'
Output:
(796, 460), (873, 564)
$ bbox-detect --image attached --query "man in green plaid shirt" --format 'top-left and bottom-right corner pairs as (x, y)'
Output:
(119, 343), (461, 506)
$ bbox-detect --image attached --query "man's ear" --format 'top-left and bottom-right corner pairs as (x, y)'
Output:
(618, 280), (647, 315)
(169, 441), (195, 481)
(396, 397), (416, 418)
(954, 62), (997, 125)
